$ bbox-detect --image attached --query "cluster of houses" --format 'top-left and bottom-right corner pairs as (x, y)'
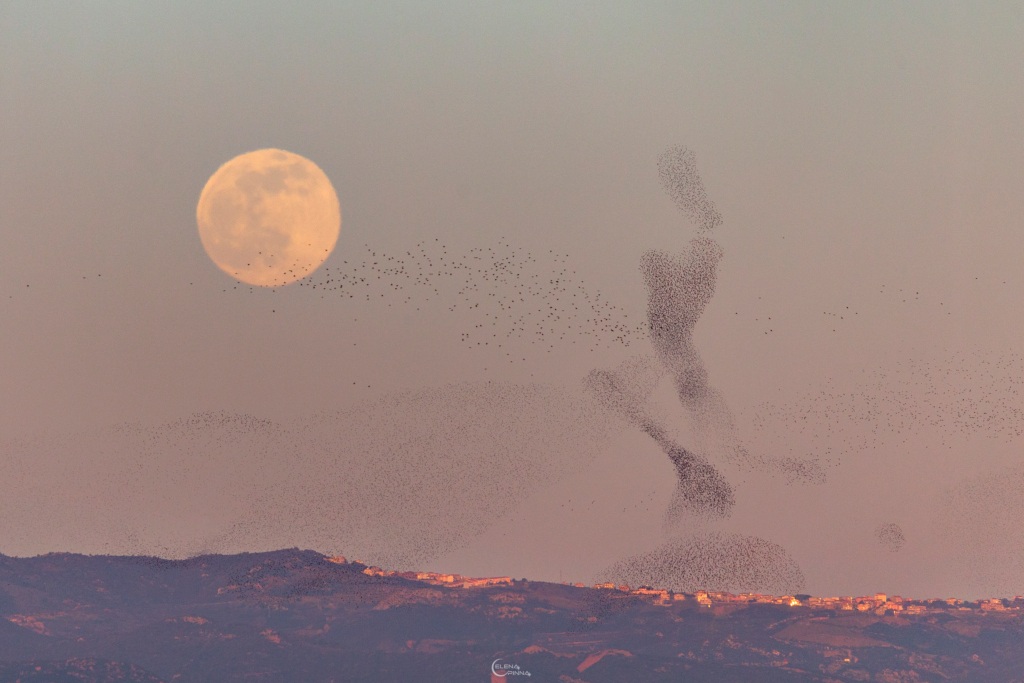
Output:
(406, 571), (514, 588)
(327, 558), (1021, 612)
(584, 585), (1023, 614)
(327, 557), (513, 589)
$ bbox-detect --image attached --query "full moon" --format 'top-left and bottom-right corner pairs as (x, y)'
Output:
(196, 149), (341, 287)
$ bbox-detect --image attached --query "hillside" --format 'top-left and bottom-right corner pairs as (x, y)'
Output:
(1, 549), (1023, 682)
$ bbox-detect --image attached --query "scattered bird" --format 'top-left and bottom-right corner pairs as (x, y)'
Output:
(283, 239), (646, 358)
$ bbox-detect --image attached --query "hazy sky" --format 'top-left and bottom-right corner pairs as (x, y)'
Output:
(3, 1), (1024, 599)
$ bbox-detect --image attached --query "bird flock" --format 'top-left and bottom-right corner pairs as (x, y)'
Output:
(657, 145), (722, 234)
(576, 146), (830, 592)
(597, 532), (806, 596)
(747, 350), (1024, 468)
(7, 144), (1023, 598)
(0, 145), (820, 593)
(874, 523), (905, 553)
(0, 383), (624, 570)
(936, 463), (1024, 597)
(744, 347), (1024, 594)
(587, 146), (825, 533)
(285, 239), (645, 358)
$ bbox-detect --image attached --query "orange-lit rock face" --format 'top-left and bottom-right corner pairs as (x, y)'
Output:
(7, 615), (48, 635)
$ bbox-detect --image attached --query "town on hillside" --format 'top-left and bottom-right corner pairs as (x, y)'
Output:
(332, 557), (1022, 615)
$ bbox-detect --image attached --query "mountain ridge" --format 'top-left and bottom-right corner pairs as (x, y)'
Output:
(1, 548), (1022, 682)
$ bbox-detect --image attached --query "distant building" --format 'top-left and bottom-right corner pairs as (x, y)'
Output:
(414, 572), (456, 583)
(459, 577), (512, 588)
(876, 602), (903, 615)
(633, 587), (669, 603)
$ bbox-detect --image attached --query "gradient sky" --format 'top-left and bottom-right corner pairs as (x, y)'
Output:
(2, 1), (1024, 599)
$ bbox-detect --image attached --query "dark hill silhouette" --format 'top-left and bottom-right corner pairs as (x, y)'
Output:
(1, 549), (1023, 682)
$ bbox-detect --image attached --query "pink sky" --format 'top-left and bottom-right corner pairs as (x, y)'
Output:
(2, 1), (1023, 599)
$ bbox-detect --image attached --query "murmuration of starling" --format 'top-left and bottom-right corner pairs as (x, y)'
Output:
(596, 532), (806, 596)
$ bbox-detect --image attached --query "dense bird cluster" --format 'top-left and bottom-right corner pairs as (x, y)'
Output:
(657, 145), (722, 233)
(596, 533), (806, 596)
(577, 146), (825, 589)
(0, 383), (623, 569)
(589, 151), (742, 523)
(584, 356), (735, 521)
(216, 382), (624, 569)
(587, 146), (824, 535)
(874, 523), (905, 553)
